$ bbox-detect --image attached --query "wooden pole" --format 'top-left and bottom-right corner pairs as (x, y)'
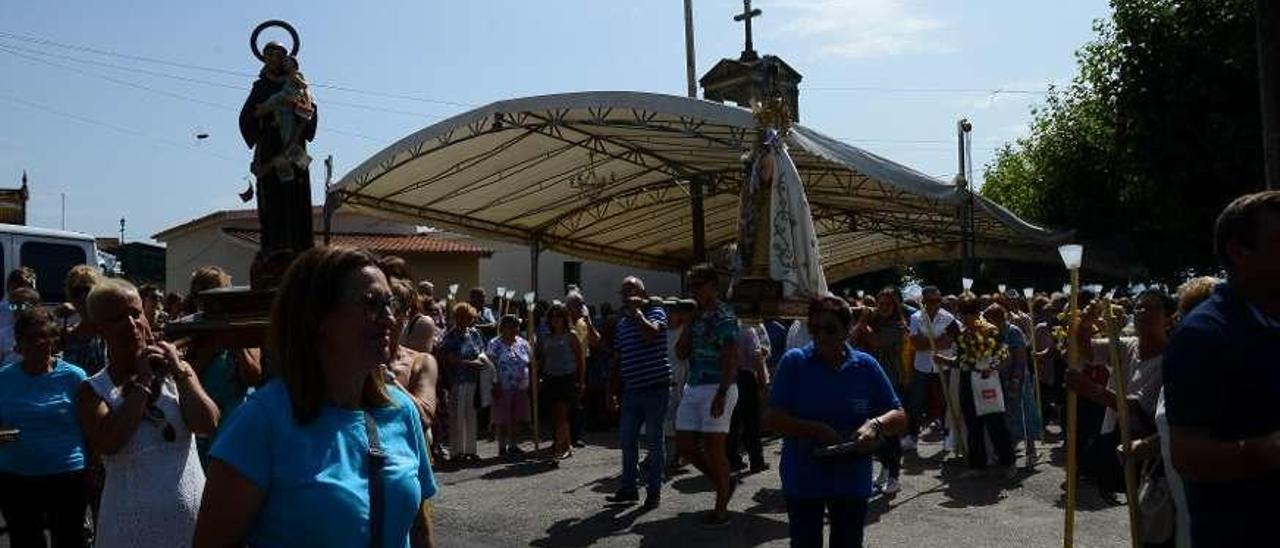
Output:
(1027, 314), (1042, 454)
(525, 298), (541, 452)
(1105, 299), (1141, 547)
(1063, 268), (1081, 548)
(924, 311), (967, 458)
(1257, 0), (1280, 189)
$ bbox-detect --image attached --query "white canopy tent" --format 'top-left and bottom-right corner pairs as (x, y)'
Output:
(331, 91), (1075, 280)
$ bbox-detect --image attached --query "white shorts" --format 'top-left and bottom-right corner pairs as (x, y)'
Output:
(675, 383), (739, 434)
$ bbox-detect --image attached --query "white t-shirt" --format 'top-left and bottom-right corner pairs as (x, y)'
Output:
(785, 320), (811, 352)
(909, 308), (956, 374)
(1092, 337), (1162, 435)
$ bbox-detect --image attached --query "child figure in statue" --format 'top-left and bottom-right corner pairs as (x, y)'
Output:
(255, 55), (314, 181)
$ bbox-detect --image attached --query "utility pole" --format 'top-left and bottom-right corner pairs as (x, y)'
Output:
(1257, 0), (1279, 189)
(685, 0), (707, 262)
(60, 193), (66, 230)
(119, 217), (126, 245)
(956, 119), (975, 281)
(684, 0), (697, 99)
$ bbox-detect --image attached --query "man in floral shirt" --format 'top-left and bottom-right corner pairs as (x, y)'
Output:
(675, 264), (740, 528)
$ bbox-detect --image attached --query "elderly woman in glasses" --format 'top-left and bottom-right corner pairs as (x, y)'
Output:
(765, 294), (907, 548)
(439, 302), (490, 464)
(74, 278), (219, 548)
(0, 307), (90, 548)
(195, 247), (438, 548)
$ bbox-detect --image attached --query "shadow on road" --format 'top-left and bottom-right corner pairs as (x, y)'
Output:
(530, 505), (653, 548)
(479, 459), (559, 480)
(630, 511), (789, 547)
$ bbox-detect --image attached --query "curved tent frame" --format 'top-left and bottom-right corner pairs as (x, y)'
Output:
(332, 91), (1072, 278)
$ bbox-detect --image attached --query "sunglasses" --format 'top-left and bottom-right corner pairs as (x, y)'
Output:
(145, 404), (176, 443)
(353, 292), (402, 321)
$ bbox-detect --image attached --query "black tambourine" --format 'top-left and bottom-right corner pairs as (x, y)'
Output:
(250, 20), (300, 61)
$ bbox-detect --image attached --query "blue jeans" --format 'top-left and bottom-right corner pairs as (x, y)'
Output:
(619, 384), (670, 492)
(785, 496), (869, 548)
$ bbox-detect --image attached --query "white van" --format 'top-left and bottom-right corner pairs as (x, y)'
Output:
(0, 224), (98, 303)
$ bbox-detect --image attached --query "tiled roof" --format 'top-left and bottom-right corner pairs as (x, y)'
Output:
(223, 228), (492, 256)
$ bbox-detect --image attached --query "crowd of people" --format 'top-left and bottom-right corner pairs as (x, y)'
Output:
(0, 189), (1276, 547)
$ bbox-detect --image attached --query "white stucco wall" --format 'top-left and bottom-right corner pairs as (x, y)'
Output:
(475, 240), (681, 305)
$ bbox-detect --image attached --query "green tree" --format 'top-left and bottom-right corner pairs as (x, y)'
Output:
(982, 0), (1261, 280)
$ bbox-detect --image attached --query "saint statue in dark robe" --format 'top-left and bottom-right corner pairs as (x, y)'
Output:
(238, 41), (316, 287)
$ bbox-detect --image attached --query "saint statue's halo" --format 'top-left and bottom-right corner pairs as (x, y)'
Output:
(250, 20), (300, 62)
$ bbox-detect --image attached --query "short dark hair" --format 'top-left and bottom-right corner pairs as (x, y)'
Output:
(808, 293), (854, 328)
(1137, 288), (1177, 320)
(377, 255), (413, 282)
(7, 267), (35, 292)
(687, 263), (718, 285)
(13, 307), (56, 342)
(957, 294), (982, 315)
(499, 314), (521, 329)
(1215, 190), (1280, 271)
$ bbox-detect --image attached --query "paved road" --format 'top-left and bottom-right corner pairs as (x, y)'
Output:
(432, 429), (1128, 547)
(0, 430), (1128, 547)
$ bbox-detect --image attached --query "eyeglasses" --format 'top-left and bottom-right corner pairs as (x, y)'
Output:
(7, 302), (34, 312)
(353, 293), (401, 321)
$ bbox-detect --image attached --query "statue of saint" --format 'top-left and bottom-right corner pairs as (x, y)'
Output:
(239, 29), (316, 287)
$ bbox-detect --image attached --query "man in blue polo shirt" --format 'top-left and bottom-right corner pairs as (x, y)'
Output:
(607, 275), (670, 508)
(1163, 190), (1280, 547)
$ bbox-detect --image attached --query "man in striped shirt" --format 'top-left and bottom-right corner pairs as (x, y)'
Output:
(606, 276), (671, 508)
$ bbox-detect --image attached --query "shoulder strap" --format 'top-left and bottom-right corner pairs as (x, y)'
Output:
(363, 411), (386, 548)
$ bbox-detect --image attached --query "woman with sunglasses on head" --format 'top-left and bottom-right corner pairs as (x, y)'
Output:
(61, 265), (109, 377)
(0, 306), (90, 548)
(765, 294), (907, 548)
(194, 247), (439, 548)
(74, 278), (219, 548)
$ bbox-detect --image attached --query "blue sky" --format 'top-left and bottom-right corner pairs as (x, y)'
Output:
(0, 0), (1108, 242)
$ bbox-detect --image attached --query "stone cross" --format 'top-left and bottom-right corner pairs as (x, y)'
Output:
(734, 0), (762, 59)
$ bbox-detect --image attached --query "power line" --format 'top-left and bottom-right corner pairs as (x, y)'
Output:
(807, 85), (1052, 95)
(0, 44), (386, 142)
(0, 30), (477, 108)
(0, 41), (452, 120)
(0, 93), (240, 162)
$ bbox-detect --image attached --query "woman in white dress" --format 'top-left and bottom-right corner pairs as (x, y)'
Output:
(75, 278), (219, 548)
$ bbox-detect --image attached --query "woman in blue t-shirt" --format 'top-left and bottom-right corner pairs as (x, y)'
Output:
(0, 307), (90, 548)
(193, 247), (438, 548)
(765, 295), (907, 548)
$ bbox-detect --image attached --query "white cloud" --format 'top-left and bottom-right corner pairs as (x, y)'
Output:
(764, 0), (949, 59)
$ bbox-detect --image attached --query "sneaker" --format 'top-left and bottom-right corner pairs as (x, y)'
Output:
(556, 448), (573, 460)
(882, 477), (901, 495)
(572, 439), (587, 449)
(606, 489), (639, 505)
(700, 511), (731, 529)
(873, 468), (889, 490)
(900, 435), (917, 451)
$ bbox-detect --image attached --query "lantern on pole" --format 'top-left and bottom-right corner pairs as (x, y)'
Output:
(1058, 244), (1083, 548)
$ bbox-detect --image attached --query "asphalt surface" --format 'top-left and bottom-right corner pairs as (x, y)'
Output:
(0, 429), (1128, 547)
(431, 427), (1129, 547)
